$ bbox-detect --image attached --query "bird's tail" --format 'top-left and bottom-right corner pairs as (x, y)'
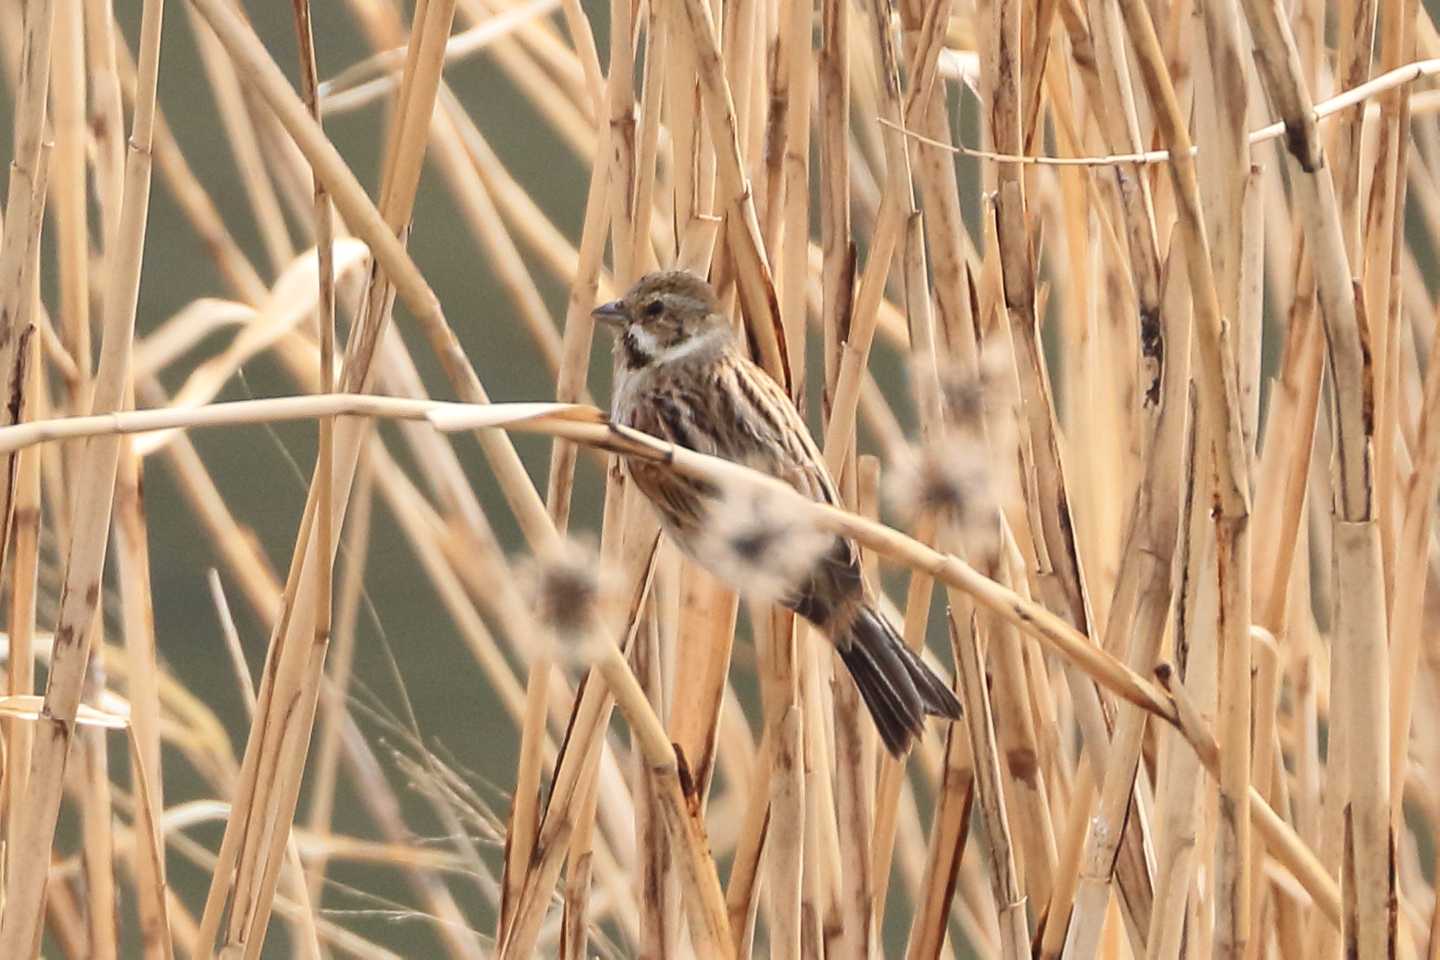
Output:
(836, 605), (962, 756)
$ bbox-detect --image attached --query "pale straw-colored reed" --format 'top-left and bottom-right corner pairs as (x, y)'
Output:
(1, 0), (1439, 956)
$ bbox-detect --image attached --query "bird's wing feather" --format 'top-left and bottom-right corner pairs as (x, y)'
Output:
(708, 357), (864, 615)
(711, 355), (841, 507)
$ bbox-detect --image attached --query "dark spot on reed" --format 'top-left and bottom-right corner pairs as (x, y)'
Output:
(674, 743), (700, 817)
(1140, 306), (1163, 407)
(1283, 122), (1320, 174)
(1007, 746), (1039, 784)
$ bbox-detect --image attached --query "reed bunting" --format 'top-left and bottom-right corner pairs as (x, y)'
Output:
(594, 270), (961, 755)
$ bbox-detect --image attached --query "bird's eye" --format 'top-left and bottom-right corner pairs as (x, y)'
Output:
(643, 299), (664, 318)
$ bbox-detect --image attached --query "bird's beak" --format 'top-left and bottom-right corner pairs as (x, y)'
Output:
(591, 300), (627, 329)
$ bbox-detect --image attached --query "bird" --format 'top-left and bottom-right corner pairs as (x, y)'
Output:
(593, 269), (961, 755)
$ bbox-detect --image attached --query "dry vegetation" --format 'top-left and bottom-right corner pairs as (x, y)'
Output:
(1, 0), (1439, 955)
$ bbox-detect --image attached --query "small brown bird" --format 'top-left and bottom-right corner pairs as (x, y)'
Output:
(594, 270), (961, 755)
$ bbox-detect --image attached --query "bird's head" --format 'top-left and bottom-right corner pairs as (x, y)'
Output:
(592, 270), (731, 369)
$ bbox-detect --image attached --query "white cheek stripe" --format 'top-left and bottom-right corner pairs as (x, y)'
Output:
(654, 325), (725, 365)
(628, 324), (662, 358)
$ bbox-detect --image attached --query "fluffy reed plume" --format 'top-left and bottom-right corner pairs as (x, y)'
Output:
(1, 0), (1439, 956)
(692, 473), (837, 605)
(518, 536), (614, 646)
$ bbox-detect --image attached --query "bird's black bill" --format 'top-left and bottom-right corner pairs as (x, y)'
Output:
(591, 300), (627, 328)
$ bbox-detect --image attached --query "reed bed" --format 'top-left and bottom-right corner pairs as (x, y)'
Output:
(1, 0), (1439, 955)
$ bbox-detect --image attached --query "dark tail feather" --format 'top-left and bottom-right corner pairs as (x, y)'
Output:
(837, 606), (963, 756)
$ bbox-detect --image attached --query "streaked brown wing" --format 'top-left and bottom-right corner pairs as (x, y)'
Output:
(713, 355), (842, 508)
(708, 358), (867, 624)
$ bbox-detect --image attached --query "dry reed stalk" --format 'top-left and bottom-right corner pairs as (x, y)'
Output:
(949, 612), (1028, 960)
(986, 19), (1144, 945)
(1237, 0), (1396, 953)
(549, 1), (643, 948)
(497, 128), (610, 937)
(630, 605), (677, 960)
(826, 458), (881, 958)
(669, 0), (785, 385)
(0, 0), (161, 953)
(721, 728), (769, 954)
(817, 0), (852, 403)
(629, 7), (666, 279)
(187, 0), (471, 950)
(800, 619), (844, 954)
(1067, 237), (1192, 956)
(1108, 3), (1263, 957)
(1389, 242), (1440, 834)
(81, 0), (123, 250)
(113, 444), (168, 959)
(1379, 0), (1423, 821)
(668, 567), (740, 803)
(588, 625), (735, 956)
(818, 195), (906, 482)
(2, 339), (41, 902)
(906, 724), (975, 960)
(287, 0), (338, 928)
(497, 497), (660, 957)
(1194, 12), (1256, 954)
(207, 579), (320, 959)
(184, 5), (295, 276)
(49, 0), (88, 429)
(0, 0), (55, 588)
(1247, 629), (1285, 932)
(110, 36), (267, 305)
(75, 640), (118, 960)
(301, 453), (372, 904)
(869, 518), (939, 927)
(752, 605), (804, 959)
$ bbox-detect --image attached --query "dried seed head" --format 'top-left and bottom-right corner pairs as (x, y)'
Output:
(887, 432), (994, 533)
(693, 474), (835, 605)
(519, 537), (615, 646)
(933, 338), (1014, 431)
